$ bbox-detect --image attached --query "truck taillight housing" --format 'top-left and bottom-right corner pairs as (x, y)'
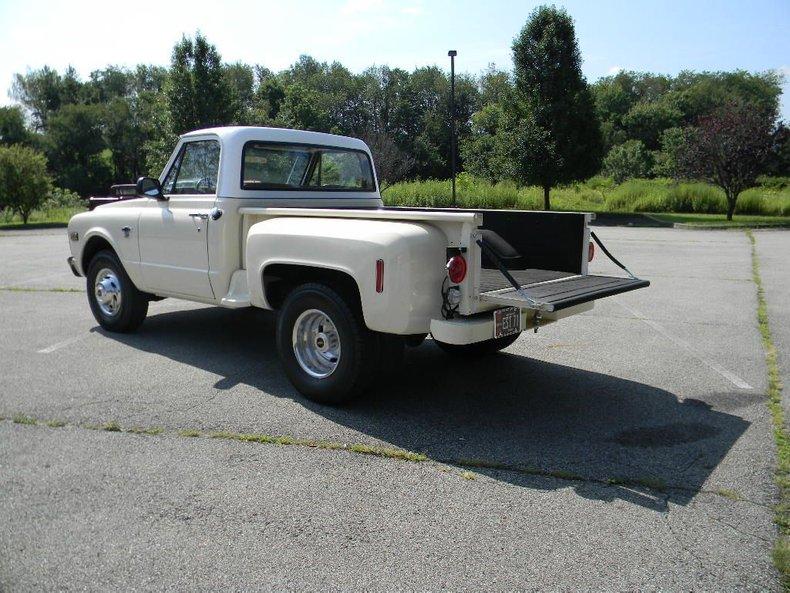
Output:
(446, 254), (467, 284)
(588, 241), (595, 262)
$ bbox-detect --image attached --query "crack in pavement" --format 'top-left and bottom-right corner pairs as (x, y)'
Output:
(0, 415), (771, 509)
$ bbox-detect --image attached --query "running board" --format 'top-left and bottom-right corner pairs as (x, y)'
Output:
(479, 275), (650, 312)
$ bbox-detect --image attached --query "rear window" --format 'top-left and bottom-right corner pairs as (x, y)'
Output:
(242, 142), (375, 192)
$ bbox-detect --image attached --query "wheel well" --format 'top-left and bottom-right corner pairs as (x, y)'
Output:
(263, 264), (362, 311)
(81, 236), (115, 273)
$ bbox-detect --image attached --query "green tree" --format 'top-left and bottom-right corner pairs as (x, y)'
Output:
(766, 123), (790, 177)
(11, 66), (83, 131)
(0, 145), (53, 223)
(252, 74), (286, 123)
(84, 66), (132, 103)
(460, 104), (514, 183)
(275, 83), (330, 131)
(0, 106), (31, 146)
(621, 100), (682, 150)
(651, 127), (688, 178)
(671, 70), (781, 124)
(478, 64), (512, 106)
(510, 6), (603, 209)
(46, 103), (112, 195)
(167, 32), (236, 134)
(224, 62), (256, 124)
(602, 139), (652, 183)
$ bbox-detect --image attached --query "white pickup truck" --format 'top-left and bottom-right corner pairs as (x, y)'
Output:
(67, 126), (648, 403)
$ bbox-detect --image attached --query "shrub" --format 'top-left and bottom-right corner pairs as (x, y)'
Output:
(758, 175), (790, 190)
(737, 186), (790, 216)
(0, 144), (53, 224)
(41, 187), (84, 210)
(603, 140), (653, 183)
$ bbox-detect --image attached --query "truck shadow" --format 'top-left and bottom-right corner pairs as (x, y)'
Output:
(101, 305), (751, 512)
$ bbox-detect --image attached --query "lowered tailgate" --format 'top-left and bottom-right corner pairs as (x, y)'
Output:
(479, 271), (649, 312)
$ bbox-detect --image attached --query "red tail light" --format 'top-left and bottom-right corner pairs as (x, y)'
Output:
(375, 259), (384, 293)
(447, 254), (467, 284)
(588, 241), (595, 262)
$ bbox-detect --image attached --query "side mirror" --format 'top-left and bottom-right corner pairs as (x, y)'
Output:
(136, 177), (166, 200)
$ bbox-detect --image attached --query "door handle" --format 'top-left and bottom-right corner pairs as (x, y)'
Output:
(189, 213), (209, 220)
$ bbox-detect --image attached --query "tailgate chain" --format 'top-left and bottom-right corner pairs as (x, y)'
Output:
(475, 238), (551, 312)
(590, 231), (637, 280)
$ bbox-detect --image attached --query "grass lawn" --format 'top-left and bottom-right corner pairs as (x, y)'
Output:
(649, 213), (790, 228)
(0, 207), (85, 229)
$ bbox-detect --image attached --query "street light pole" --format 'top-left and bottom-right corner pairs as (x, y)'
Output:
(448, 50), (457, 207)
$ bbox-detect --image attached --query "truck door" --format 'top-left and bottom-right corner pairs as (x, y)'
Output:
(138, 139), (219, 299)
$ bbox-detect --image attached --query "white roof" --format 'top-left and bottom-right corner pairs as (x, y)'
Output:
(181, 126), (370, 152)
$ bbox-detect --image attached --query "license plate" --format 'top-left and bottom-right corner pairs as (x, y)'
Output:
(494, 307), (521, 339)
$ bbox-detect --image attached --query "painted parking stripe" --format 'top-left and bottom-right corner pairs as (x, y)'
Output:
(615, 299), (753, 390)
(8, 271), (71, 288)
(37, 334), (88, 354)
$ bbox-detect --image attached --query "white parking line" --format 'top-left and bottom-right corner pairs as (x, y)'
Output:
(37, 334), (88, 354)
(615, 299), (753, 390)
(8, 271), (70, 288)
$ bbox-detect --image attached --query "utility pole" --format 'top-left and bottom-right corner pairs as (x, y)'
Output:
(448, 50), (457, 207)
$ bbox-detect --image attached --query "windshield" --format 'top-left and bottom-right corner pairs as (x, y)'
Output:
(242, 142), (376, 192)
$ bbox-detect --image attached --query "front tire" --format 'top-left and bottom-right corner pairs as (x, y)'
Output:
(86, 250), (148, 333)
(434, 333), (520, 357)
(276, 283), (378, 404)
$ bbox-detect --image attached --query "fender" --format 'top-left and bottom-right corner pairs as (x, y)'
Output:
(68, 210), (145, 289)
(246, 217), (447, 334)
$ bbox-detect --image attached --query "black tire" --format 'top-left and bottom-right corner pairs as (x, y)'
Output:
(433, 333), (520, 357)
(86, 249), (148, 333)
(276, 283), (378, 404)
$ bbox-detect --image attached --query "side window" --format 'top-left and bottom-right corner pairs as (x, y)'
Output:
(162, 147), (184, 194)
(162, 140), (221, 195)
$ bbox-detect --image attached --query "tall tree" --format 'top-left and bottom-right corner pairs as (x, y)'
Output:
(362, 131), (415, 191)
(10, 66), (83, 131)
(224, 62), (256, 124)
(675, 101), (775, 220)
(167, 32), (236, 134)
(45, 103), (112, 195)
(510, 6), (603, 209)
(0, 106), (31, 146)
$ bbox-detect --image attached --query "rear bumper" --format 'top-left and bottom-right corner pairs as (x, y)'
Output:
(430, 302), (593, 345)
(67, 256), (81, 277)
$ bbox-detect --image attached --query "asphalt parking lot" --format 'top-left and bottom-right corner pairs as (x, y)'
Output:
(1, 225), (788, 591)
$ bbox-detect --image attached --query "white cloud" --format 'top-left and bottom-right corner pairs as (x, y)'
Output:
(607, 65), (623, 75)
(401, 4), (423, 16)
(341, 0), (385, 15)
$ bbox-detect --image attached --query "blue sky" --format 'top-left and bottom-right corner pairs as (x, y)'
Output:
(1, 0), (788, 117)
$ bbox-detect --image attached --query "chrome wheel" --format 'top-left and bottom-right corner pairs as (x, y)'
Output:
(292, 308), (342, 378)
(94, 267), (122, 317)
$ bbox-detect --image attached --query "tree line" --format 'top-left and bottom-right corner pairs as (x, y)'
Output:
(1, 5), (787, 221)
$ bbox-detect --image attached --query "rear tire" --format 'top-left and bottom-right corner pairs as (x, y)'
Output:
(276, 283), (378, 404)
(86, 249), (148, 333)
(434, 333), (520, 357)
